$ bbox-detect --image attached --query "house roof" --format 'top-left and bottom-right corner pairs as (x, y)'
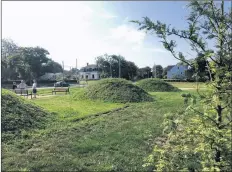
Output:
(166, 64), (188, 72)
(82, 64), (97, 69)
(80, 64), (99, 72)
(166, 65), (175, 72)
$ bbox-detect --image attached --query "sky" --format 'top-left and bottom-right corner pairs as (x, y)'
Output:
(2, 1), (230, 70)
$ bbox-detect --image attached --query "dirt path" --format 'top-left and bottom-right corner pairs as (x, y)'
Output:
(180, 87), (207, 90)
(73, 105), (130, 122)
(30, 94), (67, 99)
(180, 88), (195, 90)
(36, 95), (56, 98)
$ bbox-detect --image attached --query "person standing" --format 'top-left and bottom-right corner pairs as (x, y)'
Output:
(32, 80), (37, 98)
(12, 82), (17, 90)
(18, 80), (27, 89)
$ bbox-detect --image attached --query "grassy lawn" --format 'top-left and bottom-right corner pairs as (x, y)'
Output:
(33, 93), (124, 121)
(31, 81), (206, 97)
(80, 80), (207, 89)
(29, 87), (80, 96)
(168, 82), (206, 88)
(79, 80), (98, 85)
(2, 87), (202, 171)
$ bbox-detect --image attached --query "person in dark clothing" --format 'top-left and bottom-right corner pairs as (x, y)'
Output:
(12, 82), (17, 90)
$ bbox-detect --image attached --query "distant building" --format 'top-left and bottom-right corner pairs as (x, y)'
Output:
(167, 64), (188, 79)
(39, 73), (63, 81)
(79, 63), (100, 80)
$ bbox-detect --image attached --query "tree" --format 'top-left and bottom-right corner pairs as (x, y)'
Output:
(9, 47), (51, 83)
(137, 67), (152, 79)
(96, 54), (138, 80)
(1, 39), (19, 59)
(1, 38), (64, 82)
(8, 46), (61, 81)
(96, 54), (111, 78)
(162, 66), (169, 79)
(152, 64), (163, 78)
(132, 0), (232, 171)
(8, 54), (28, 80)
(41, 60), (63, 74)
(127, 61), (138, 80)
(1, 39), (19, 80)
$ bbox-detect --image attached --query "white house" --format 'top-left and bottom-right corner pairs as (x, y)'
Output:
(167, 64), (188, 79)
(79, 63), (100, 80)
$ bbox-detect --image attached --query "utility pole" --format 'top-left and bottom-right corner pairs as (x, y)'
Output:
(107, 56), (113, 78)
(62, 61), (64, 81)
(119, 58), (121, 78)
(154, 63), (157, 78)
(110, 61), (112, 78)
(76, 58), (78, 83)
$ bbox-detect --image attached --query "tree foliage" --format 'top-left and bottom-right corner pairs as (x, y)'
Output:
(1, 39), (20, 80)
(137, 66), (152, 79)
(1, 39), (63, 82)
(96, 54), (139, 80)
(132, 0), (232, 171)
(152, 64), (163, 78)
(162, 66), (169, 79)
(1, 38), (19, 59)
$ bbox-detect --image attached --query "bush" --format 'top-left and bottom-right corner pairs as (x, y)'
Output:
(1, 89), (50, 142)
(82, 78), (153, 103)
(137, 78), (181, 92)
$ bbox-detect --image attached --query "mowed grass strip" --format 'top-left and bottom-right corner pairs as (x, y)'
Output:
(2, 89), (194, 171)
(168, 82), (206, 89)
(33, 94), (124, 121)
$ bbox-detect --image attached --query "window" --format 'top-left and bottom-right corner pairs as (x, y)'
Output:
(82, 75), (84, 79)
(181, 72), (182, 74)
(92, 74), (95, 79)
(86, 75), (88, 79)
(178, 67), (179, 69)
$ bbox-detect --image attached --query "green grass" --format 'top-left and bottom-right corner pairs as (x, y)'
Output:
(31, 81), (206, 97)
(168, 82), (207, 88)
(84, 78), (153, 103)
(28, 87), (80, 96)
(80, 80), (98, 85)
(1, 89), (50, 142)
(137, 78), (181, 92)
(33, 93), (124, 121)
(2, 86), (203, 171)
(33, 88), (54, 95)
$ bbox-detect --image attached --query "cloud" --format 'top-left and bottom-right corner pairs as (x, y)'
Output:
(2, 1), (178, 69)
(99, 13), (118, 19)
(107, 25), (146, 45)
(147, 48), (169, 53)
(123, 16), (130, 23)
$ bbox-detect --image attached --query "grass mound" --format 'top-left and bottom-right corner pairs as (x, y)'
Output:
(137, 78), (181, 92)
(1, 89), (50, 142)
(83, 78), (153, 103)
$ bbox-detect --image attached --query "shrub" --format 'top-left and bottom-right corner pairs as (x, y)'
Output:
(82, 78), (153, 103)
(137, 78), (181, 92)
(1, 89), (50, 142)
